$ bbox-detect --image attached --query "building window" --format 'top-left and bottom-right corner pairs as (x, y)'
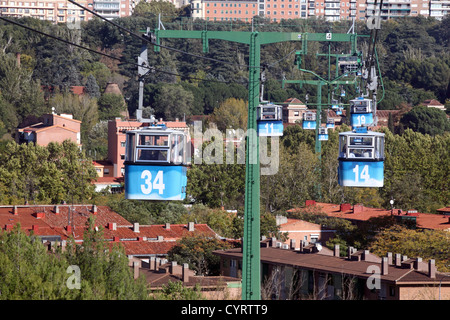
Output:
(120, 154), (125, 160)
(104, 168), (110, 174)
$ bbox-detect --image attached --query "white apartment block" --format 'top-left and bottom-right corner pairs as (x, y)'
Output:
(0, 0), (90, 22)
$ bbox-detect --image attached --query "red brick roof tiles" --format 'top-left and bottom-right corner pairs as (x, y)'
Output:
(287, 202), (450, 231)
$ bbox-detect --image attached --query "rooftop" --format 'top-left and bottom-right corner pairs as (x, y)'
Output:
(287, 201), (450, 231)
(214, 242), (450, 285)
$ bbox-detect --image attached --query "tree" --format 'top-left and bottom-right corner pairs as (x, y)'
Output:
(0, 140), (97, 204)
(167, 233), (232, 276)
(0, 225), (74, 299)
(209, 98), (248, 131)
(400, 105), (449, 136)
(369, 225), (450, 272)
(133, 0), (179, 17)
(152, 84), (194, 120)
(64, 216), (149, 299)
(152, 281), (204, 300)
(84, 74), (101, 98)
(97, 93), (127, 121)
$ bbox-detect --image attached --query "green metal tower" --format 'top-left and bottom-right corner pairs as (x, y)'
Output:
(152, 28), (364, 300)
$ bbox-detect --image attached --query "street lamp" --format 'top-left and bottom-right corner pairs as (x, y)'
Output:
(390, 198), (394, 215)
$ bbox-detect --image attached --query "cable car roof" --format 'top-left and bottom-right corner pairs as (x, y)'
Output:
(126, 126), (186, 135)
(339, 130), (385, 137)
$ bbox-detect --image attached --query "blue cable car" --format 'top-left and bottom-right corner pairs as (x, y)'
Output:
(257, 103), (284, 136)
(326, 118), (335, 129)
(124, 125), (188, 200)
(338, 127), (385, 187)
(318, 127), (328, 141)
(350, 97), (374, 128)
(302, 111), (316, 130)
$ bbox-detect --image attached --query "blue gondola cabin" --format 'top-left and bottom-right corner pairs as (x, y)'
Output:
(350, 97), (374, 128)
(318, 127), (328, 141)
(124, 126), (188, 200)
(338, 127), (385, 187)
(257, 103), (284, 136)
(302, 111), (316, 130)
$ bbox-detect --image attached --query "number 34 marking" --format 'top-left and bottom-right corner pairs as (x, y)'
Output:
(141, 170), (165, 195)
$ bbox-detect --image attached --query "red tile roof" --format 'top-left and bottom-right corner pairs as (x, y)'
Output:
(103, 224), (218, 241)
(110, 240), (178, 256)
(0, 205), (131, 240)
(0, 205), (219, 257)
(422, 99), (444, 106)
(283, 97), (305, 105)
(287, 202), (450, 231)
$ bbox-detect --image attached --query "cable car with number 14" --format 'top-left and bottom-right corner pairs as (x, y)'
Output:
(338, 127), (385, 187)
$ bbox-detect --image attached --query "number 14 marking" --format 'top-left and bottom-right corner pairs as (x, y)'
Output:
(352, 164), (370, 183)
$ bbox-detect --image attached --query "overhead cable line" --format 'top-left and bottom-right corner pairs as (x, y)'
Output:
(0, 16), (234, 84)
(67, 0), (260, 70)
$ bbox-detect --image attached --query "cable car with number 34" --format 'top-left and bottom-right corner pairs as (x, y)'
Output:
(124, 125), (188, 200)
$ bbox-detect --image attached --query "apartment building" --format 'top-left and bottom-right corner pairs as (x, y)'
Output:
(16, 113), (82, 147)
(92, 0), (133, 19)
(0, 0), (90, 23)
(191, 0), (447, 21)
(215, 241), (450, 300)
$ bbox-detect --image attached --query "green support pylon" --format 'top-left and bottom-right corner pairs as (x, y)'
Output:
(150, 28), (365, 300)
(242, 31), (261, 300)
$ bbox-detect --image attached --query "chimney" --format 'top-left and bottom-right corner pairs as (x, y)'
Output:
(290, 239), (296, 250)
(66, 225), (72, 233)
(347, 246), (353, 259)
(381, 257), (389, 275)
(157, 235), (164, 241)
(188, 222), (195, 232)
(32, 225), (39, 232)
(54, 206), (60, 215)
(170, 261), (182, 275)
(428, 259), (436, 279)
(133, 223), (140, 233)
(334, 244), (340, 257)
(414, 257), (422, 270)
(13, 206), (18, 216)
(16, 52), (21, 67)
(395, 253), (402, 267)
(182, 263), (190, 282)
(150, 257), (156, 271)
(387, 252), (393, 265)
(165, 223), (170, 230)
(300, 240), (308, 252)
(33, 212), (45, 219)
(271, 237), (277, 248)
(362, 250), (370, 260)
(108, 222), (117, 230)
(5, 224), (13, 231)
(113, 236), (120, 242)
(340, 203), (352, 212)
(133, 261), (140, 280)
(92, 205), (97, 215)
(353, 204), (364, 214)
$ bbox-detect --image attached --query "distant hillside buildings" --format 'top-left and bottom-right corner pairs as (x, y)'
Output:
(1, 0), (448, 23)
